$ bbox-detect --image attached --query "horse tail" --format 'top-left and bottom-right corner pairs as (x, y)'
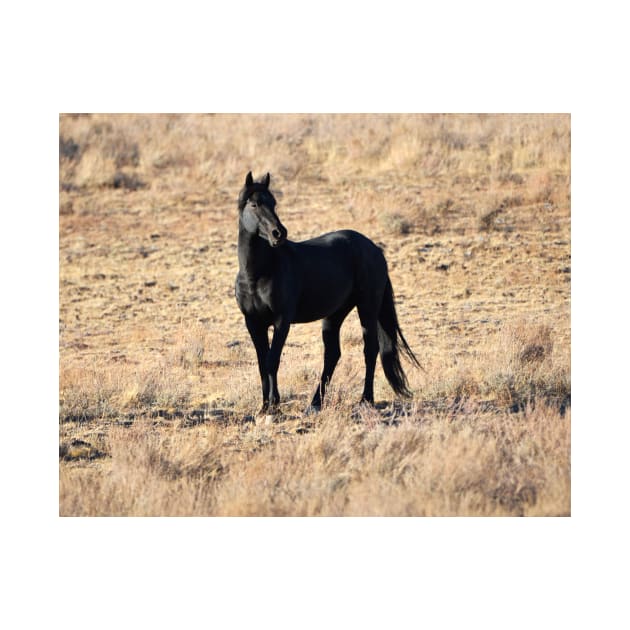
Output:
(377, 278), (421, 397)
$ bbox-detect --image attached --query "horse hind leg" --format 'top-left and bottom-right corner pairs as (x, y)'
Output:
(309, 305), (352, 411)
(357, 302), (380, 406)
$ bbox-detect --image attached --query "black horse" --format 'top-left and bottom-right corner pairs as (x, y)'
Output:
(235, 171), (419, 413)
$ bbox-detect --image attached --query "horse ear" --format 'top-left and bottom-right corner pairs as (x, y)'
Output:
(245, 171), (254, 187)
(263, 173), (271, 188)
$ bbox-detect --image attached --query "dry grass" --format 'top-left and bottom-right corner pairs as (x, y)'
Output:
(59, 113), (570, 516)
(59, 399), (569, 516)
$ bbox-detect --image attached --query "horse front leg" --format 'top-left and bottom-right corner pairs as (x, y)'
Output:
(266, 318), (291, 410)
(245, 317), (272, 413)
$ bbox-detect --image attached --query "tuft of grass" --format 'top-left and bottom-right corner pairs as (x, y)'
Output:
(422, 321), (570, 414)
(380, 212), (413, 235)
(60, 361), (192, 422)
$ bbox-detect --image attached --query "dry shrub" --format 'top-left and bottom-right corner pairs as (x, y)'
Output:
(60, 360), (191, 422)
(488, 322), (570, 412)
(110, 422), (226, 483)
(169, 322), (209, 369)
(61, 422), (227, 516)
(117, 364), (190, 411)
(422, 320), (570, 415)
(59, 365), (121, 421)
(60, 394), (570, 516)
(59, 113), (570, 193)
(249, 406), (561, 516)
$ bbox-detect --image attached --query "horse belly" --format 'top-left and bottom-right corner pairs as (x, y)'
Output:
(292, 277), (354, 323)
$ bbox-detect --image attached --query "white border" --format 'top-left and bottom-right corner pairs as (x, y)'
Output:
(4, 1), (629, 628)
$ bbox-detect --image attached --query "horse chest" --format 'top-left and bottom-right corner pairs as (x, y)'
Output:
(236, 274), (277, 317)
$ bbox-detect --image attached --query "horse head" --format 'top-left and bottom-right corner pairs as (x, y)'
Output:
(238, 172), (287, 247)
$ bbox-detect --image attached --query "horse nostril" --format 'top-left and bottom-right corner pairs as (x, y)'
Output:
(272, 229), (282, 239)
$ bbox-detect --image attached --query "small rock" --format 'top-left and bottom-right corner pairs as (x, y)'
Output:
(59, 439), (104, 461)
(255, 414), (275, 426)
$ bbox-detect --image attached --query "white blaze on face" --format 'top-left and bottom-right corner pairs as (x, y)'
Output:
(241, 207), (259, 234)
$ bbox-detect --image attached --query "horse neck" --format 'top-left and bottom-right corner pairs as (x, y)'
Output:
(237, 224), (274, 279)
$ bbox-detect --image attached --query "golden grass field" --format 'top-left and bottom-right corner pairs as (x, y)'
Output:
(59, 113), (570, 516)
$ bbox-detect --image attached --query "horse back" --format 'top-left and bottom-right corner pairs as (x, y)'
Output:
(288, 230), (387, 322)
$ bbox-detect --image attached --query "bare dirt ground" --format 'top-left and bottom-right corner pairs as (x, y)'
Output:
(59, 114), (570, 516)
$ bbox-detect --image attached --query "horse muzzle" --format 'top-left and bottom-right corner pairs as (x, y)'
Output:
(268, 226), (288, 247)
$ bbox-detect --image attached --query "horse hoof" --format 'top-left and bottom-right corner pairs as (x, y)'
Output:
(304, 404), (321, 416)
